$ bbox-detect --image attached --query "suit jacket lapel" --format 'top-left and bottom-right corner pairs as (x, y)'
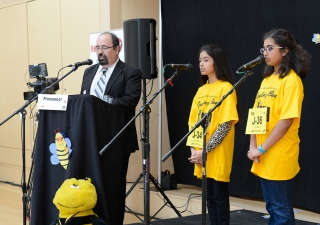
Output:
(105, 60), (124, 94)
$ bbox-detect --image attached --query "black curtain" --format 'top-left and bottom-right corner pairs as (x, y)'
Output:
(162, 0), (320, 213)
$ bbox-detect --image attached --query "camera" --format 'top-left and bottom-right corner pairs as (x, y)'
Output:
(29, 63), (48, 78)
(23, 63), (59, 101)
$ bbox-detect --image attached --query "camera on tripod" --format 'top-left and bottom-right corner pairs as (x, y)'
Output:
(23, 63), (59, 100)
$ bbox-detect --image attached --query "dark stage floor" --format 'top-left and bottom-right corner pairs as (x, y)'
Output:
(130, 210), (318, 225)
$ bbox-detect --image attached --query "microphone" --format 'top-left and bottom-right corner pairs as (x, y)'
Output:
(167, 63), (193, 71)
(67, 59), (93, 67)
(238, 55), (264, 71)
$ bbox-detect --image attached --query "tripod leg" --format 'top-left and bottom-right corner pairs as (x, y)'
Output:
(125, 173), (144, 221)
(125, 205), (144, 222)
(126, 173), (143, 198)
(20, 109), (27, 225)
(149, 173), (182, 218)
(26, 114), (38, 222)
(25, 161), (33, 221)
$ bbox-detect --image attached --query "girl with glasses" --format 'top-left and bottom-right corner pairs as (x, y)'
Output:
(247, 29), (311, 225)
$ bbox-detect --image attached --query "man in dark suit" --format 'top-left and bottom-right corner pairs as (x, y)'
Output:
(80, 31), (141, 225)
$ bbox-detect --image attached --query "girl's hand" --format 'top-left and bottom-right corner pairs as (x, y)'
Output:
(247, 148), (262, 163)
(188, 148), (203, 165)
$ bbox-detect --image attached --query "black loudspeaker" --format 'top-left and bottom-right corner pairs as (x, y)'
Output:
(123, 18), (157, 79)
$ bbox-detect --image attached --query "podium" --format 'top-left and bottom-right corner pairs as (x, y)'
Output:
(30, 95), (124, 225)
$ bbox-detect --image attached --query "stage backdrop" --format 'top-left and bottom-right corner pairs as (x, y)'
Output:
(161, 0), (320, 213)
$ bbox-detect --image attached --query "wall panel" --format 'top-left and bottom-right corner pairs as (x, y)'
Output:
(0, 3), (32, 184)
(60, 0), (101, 95)
(0, 0), (29, 8)
(27, 0), (62, 91)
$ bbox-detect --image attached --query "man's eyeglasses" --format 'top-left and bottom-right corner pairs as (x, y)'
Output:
(260, 46), (283, 54)
(94, 45), (115, 52)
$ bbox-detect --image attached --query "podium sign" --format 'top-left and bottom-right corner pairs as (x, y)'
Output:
(37, 94), (68, 111)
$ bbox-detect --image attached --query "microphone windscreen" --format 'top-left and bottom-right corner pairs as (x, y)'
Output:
(87, 59), (93, 65)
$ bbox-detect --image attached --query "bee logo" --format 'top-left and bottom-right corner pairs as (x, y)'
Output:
(312, 33), (320, 44)
(49, 128), (72, 170)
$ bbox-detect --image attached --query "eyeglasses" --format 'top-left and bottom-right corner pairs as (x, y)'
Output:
(260, 46), (283, 54)
(94, 45), (115, 52)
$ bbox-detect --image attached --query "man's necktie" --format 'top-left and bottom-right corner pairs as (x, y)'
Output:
(94, 69), (107, 100)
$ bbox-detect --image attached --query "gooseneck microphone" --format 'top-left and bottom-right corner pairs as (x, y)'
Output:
(67, 59), (93, 67)
(238, 55), (264, 71)
(167, 63), (193, 71)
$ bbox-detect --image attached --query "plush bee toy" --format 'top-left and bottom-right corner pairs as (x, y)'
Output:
(50, 178), (107, 225)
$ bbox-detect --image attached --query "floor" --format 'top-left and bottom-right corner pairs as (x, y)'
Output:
(127, 210), (318, 225)
(0, 182), (319, 225)
(123, 182), (319, 224)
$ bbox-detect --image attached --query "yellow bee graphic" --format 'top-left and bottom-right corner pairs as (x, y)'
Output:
(49, 128), (72, 170)
(312, 33), (320, 44)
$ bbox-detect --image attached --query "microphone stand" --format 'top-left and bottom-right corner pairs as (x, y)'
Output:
(162, 69), (254, 225)
(0, 64), (84, 225)
(99, 70), (184, 224)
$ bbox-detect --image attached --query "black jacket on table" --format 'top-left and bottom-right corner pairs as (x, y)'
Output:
(80, 60), (141, 154)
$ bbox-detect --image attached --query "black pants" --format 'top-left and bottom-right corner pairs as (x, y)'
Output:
(206, 178), (230, 225)
(115, 153), (131, 225)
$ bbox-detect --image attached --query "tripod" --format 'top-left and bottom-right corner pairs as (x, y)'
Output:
(25, 111), (39, 221)
(0, 106), (36, 224)
(0, 102), (37, 225)
(100, 72), (185, 224)
(125, 79), (181, 223)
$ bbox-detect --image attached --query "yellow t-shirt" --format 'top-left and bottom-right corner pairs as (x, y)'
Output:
(188, 80), (238, 182)
(251, 69), (303, 180)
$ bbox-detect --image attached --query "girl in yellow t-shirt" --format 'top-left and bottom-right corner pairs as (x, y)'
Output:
(247, 29), (311, 225)
(188, 44), (238, 225)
